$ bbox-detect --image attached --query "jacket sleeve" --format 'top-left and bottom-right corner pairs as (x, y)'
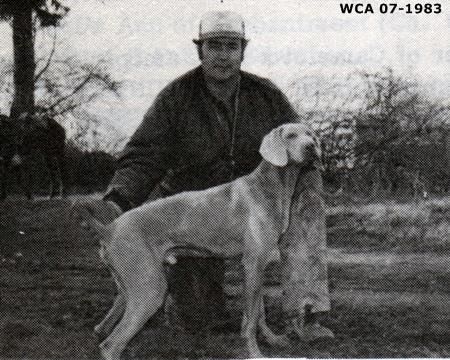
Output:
(105, 86), (177, 208)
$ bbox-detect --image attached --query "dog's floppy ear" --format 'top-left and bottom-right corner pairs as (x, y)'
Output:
(259, 127), (288, 167)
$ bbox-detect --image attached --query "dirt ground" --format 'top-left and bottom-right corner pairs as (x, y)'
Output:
(0, 196), (449, 359)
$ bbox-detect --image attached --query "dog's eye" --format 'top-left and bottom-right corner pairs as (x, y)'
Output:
(285, 133), (297, 139)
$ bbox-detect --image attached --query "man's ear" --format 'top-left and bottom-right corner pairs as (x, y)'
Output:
(259, 127), (287, 166)
(196, 43), (203, 60)
(197, 41), (203, 61)
(241, 39), (248, 61)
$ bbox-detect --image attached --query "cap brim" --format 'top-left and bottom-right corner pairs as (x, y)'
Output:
(193, 35), (248, 44)
(201, 31), (244, 40)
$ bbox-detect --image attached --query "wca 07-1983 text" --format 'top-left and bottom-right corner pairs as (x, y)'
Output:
(340, 3), (442, 14)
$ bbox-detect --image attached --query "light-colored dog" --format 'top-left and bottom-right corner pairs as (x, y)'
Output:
(77, 123), (322, 359)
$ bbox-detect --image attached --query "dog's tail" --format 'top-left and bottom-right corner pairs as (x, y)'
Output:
(69, 199), (109, 238)
(81, 214), (107, 236)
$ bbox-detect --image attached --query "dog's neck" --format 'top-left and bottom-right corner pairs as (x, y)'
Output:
(250, 161), (302, 234)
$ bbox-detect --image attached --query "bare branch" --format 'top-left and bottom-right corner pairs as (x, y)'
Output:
(35, 26), (57, 82)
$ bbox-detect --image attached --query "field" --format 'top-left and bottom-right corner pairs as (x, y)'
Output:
(0, 196), (449, 358)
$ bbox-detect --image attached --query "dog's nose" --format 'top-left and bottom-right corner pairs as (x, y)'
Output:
(305, 142), (315, 152)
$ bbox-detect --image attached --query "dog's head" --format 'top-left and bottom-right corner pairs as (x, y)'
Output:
(259, 123), (322, 168)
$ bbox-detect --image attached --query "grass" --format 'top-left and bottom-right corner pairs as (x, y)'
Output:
(327, 196), (450, 253)
(0, 196), (449, 358)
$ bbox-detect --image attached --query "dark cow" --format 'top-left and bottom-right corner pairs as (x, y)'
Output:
(0, 113), (31, 199)
(0, 111), (67, 200)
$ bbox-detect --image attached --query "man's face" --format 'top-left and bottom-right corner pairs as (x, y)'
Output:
(199, 37), (244, 81)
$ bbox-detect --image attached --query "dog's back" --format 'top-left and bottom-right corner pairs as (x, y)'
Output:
(111, 179), (253, 257)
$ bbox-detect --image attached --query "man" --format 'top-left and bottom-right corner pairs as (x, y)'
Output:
(90, 10), (333, 339)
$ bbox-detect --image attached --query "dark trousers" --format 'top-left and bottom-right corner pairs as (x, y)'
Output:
(165, 256), (227, 330)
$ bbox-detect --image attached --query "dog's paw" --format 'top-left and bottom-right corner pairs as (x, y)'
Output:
(264, 333), (290, 348)
(247, 344), (264, 359)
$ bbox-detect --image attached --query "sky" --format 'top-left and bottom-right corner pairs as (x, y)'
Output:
(0, 0), (449, 138)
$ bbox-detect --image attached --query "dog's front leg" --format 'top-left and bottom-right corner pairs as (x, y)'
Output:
(241, 254), (265, 358)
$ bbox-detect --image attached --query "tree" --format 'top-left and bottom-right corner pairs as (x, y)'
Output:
(288, 68), (450, 196)
(0, 0), (69, 117)
(287, 73), (365, 189)
(36, 56), (120, 114)
(354, 68), (449, 196)
(0, 16), (123, 153)
(67, 109), (127, 154)
(33, 52), (123, 152)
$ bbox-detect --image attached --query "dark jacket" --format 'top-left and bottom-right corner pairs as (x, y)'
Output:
(106, 66), (297, 209)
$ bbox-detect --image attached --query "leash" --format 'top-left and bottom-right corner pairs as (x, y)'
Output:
(227, 75), (241, 181)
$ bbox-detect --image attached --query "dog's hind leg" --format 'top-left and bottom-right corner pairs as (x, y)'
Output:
(99, 247), (167, 360)
(95, 249), (127, 340)
(94, 293), (126, 341)
(99, 282), (167, 360)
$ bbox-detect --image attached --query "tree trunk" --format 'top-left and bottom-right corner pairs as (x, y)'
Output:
(10, 5), (35, 118)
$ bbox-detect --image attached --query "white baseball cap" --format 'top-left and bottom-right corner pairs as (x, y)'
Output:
(193, 11), (246, 43)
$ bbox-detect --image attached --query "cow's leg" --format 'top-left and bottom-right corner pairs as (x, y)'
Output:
(46, 154), (60, 198)
(57, 151), (67, 197)
(19, 155), (33, 200)
(0, 159), (7, 200)
(16, 166), (29, 200)
(1, 156), (15, 200)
